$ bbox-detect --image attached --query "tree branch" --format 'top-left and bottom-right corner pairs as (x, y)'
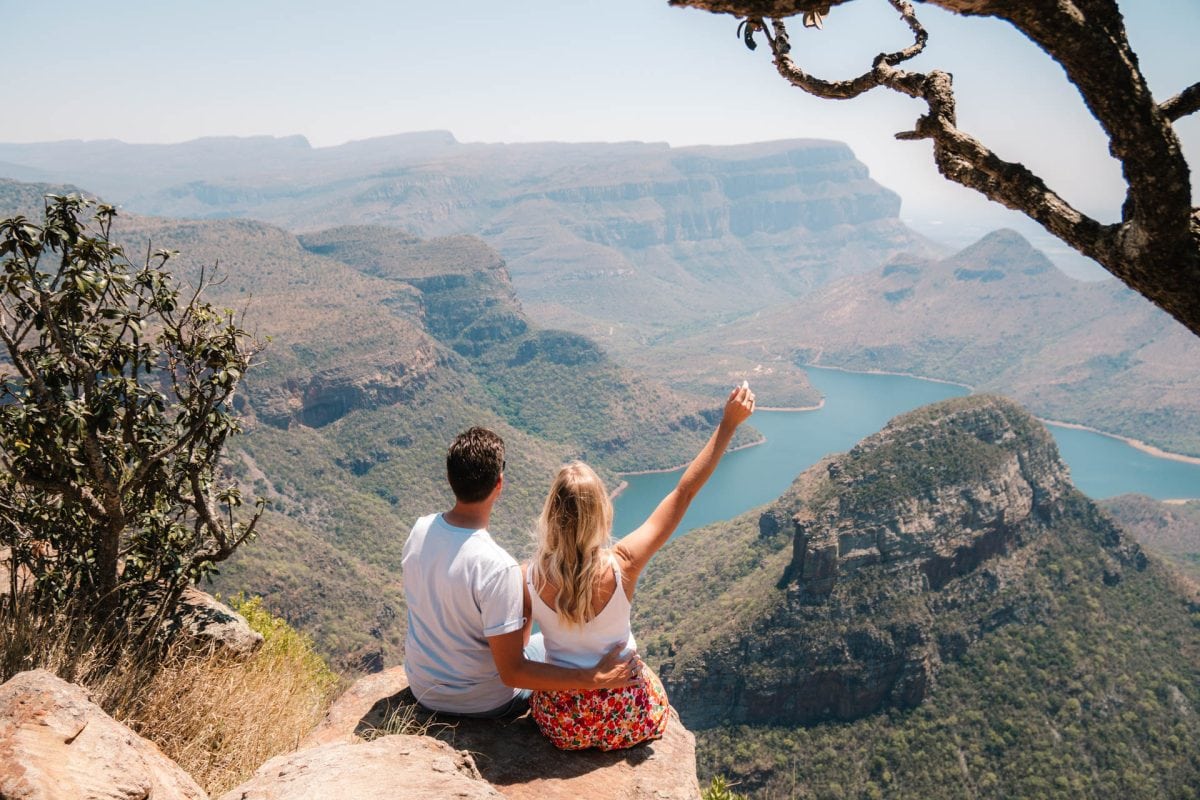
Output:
(13, 472), (109, 520)
(764, 0), (925, 98)
(670, 0), (852, 14)
(669, 0), (1200, 337)
(765, 6), (1113, 265)
(1161, 81), (1200, 122)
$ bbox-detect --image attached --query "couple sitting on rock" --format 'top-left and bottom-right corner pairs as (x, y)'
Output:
(402, 384), (754, 750)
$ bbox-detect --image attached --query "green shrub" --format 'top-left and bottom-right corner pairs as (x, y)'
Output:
(703, 776), (748, 800)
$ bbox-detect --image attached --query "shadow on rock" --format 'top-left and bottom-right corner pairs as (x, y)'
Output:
(355, 686), (655, 788)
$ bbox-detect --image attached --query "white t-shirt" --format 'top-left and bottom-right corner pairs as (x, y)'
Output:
(402, 513), (525, 713)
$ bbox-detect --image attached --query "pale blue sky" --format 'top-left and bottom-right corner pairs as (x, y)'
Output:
(2, 1), (1196, 261)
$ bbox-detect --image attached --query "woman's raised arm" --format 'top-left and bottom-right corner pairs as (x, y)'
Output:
(615, 384), (755, 581)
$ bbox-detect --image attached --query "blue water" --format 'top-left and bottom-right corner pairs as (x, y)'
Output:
(1046, 423), (1200, 500)
(612, 367), (1200, 540)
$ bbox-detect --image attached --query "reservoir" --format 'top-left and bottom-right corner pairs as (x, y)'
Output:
(612, 367), (1200, 539)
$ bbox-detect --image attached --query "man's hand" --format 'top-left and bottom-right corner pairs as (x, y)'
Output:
(593, 642), (643, 689)
(488, 631), (642, 691)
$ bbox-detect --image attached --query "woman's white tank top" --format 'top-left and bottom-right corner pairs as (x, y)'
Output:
(527, 556), (638, 669)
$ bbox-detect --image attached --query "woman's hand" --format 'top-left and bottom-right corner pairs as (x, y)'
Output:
(722, 382), (756, 429)
(615, 382), (759, 583)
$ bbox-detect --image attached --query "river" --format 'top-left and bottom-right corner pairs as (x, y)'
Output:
(611, 367), (1200, 539)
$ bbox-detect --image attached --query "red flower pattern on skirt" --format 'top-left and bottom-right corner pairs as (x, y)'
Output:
(530, 665), (671, 751)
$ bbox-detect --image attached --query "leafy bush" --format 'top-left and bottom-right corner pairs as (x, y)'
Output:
(0, 195), (262, 633)
(703, 776), (748, 800)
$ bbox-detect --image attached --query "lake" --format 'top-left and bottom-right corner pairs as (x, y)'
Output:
(611, 367), (1200, 539)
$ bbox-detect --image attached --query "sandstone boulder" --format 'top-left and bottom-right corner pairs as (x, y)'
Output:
(217, 736), (503, 800)
(300, 666), (412, 748)
(308, 666), (701, 800)
(0, 669), (208, 800)
(0, 547), (34, 597)
(161, 587), (263, 658)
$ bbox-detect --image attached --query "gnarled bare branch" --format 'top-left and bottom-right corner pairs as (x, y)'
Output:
(766, 7), (1111, 264)
(670, 0), (1200, 338)
(1161, 81), (1200, 122)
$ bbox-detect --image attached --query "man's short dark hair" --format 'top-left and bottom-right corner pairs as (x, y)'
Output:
(446, 427), (505, 503)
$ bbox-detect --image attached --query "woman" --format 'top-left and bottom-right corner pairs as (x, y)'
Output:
(523, 383), (755, 750)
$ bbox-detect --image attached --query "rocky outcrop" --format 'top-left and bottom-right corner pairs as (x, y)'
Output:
(302, 666), (701, 800)
(653, 395), (1148, 728)
(297, 227), (531, 359)
(0, 670), (208, 800)
(161, 587), (263, 658)
(1, 663), (700, 800)
(217, 737), (503, 800)
(785, 396), (1073, 602)
(300, 667), (412, 749)
(254, 343), (445, 429)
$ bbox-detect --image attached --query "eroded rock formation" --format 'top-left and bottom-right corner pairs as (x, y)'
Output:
(650, 395), (1148, 727)
(161, 587), (264, 658)
(304, 665), (702, 800)
(2, 664), (702, 800)
(217, 737), (503, 800)
(0, 670), (208, 800)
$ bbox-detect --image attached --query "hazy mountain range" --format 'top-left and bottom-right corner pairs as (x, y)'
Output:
(3, 133), (1196, 455)
(651, 228), (1200, 454)
(0, 133), (934, 350)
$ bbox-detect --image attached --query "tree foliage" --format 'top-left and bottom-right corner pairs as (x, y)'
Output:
(670, 0), (1200, 338)
(0, 195), (262, 632)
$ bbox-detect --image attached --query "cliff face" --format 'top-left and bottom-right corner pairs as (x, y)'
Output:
(504, 143), (900, 248)
(289, 224), (752, 474)
(0, 137), (931, 350)
(638, 396), (1148, 728)
(785, 398), (1073, 601)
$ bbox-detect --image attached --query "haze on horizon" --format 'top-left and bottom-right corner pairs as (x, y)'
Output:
(3, 0), (1197, 276)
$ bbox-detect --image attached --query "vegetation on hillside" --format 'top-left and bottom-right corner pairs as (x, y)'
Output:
(1099, 494), (1200, 599)
(693, 538), (1199, 799)
(1101, 495), (1200, 581)
(62, 207), (743, 666)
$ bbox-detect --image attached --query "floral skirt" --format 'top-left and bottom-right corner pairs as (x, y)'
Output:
(529, 665), (671, 751)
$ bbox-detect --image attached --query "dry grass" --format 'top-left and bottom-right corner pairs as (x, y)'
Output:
(1, 593), (343, 797)
(360, 697), (454, 741)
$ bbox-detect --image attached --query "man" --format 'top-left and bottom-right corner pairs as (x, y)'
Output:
(402, 426), (640, 716)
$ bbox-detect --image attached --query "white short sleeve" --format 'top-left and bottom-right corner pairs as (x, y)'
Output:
(479, 562), (524, 637)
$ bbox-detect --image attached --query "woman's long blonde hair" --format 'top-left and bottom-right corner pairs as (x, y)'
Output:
(531, 461), (615, 626)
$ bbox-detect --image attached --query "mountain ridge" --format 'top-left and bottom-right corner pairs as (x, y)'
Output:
(0, 134), (935, 353)
(633, 394), (1199, 797)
